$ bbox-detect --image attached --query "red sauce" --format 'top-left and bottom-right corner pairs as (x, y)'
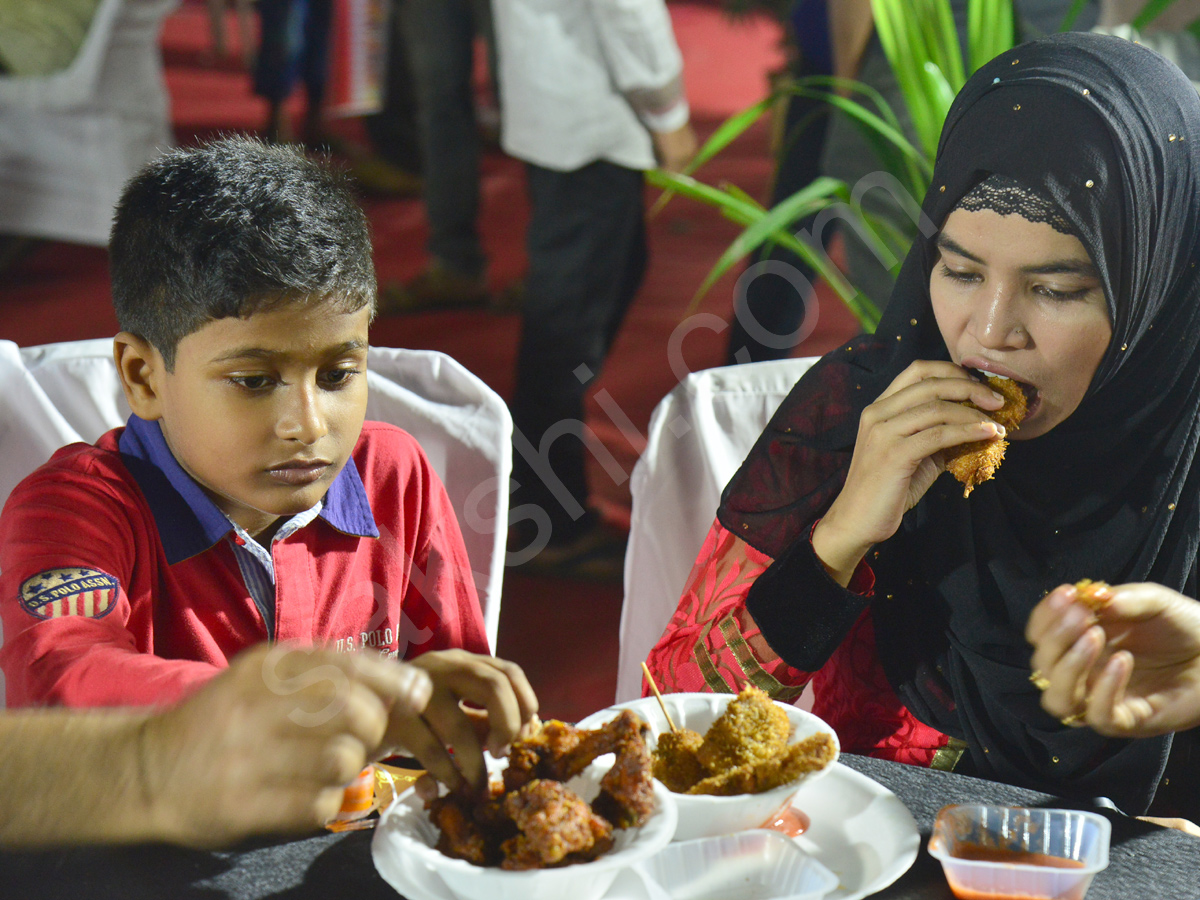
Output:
(759, 807), (810, 837)
(952, 846), (1085, 868)
(943, 846), (1087, 900)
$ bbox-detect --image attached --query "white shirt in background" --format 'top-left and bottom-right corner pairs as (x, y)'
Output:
(491, 0), (690, 172)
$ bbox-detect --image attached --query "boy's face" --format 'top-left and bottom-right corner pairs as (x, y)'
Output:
(149, 302), (371, 536)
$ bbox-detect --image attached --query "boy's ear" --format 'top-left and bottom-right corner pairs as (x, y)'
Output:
(113, 332), (166, 421)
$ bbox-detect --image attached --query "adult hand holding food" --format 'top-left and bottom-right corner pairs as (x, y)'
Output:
(137, 643), (432, 847)
(1027, 582), (1200, 738)
(385, 649), (539, 797)
(0, 643), (434, 849)
(812, 360), (1008, 585)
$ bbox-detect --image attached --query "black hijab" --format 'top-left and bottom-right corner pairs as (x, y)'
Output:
(719, 32), (1200, 814)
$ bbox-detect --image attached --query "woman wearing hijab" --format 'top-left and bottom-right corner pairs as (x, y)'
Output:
(644, 31), (1200, 819)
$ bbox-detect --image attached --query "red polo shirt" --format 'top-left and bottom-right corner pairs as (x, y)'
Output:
(0, 416), (489, 708)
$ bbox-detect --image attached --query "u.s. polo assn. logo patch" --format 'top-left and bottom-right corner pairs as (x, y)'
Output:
(19, 568), (119, 620)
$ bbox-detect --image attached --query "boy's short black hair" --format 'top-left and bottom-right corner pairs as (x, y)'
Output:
(110, 136), (376, 368)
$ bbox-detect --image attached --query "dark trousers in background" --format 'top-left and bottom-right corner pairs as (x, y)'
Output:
(399, 0), (487, 278)
(254, 0), (333, 105)
(510, 161), (647, 546)
(726, 65), (831, 364)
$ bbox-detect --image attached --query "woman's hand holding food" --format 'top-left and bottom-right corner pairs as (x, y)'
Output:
(1027, 582), (1200, 737)
(384, 650), (539, 797)
(813, 361), (1007, 585)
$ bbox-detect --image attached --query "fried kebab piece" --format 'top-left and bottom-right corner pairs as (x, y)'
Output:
(945, 374), (1028, 498)
(650, 686), (836, 796)
(500, 780), (614, 870)
(650, 727), (706, 794)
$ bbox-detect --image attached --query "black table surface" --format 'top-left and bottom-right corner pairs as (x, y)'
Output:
(4, 754), (1198, 899)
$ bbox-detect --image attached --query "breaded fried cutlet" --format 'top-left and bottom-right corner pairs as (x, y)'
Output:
(696, 685), (790, 773)
(753, 732), (838, 791)
(687, 732), (838, 796)
(946, 374), (1028, 498)
(1074, 578), (1111, 610)
(650, 728), (706, 794)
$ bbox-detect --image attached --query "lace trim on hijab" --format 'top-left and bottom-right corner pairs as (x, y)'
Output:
(954, 174), (1076, 236)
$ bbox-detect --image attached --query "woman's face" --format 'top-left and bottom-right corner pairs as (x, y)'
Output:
(930, 207), (1112, 439)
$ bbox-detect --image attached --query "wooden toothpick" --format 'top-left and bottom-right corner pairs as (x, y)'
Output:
(641, 662), (678, 733)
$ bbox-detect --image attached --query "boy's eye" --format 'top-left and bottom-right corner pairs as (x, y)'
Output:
(320, 367), (361, 389)
(230, 374), (275, 391)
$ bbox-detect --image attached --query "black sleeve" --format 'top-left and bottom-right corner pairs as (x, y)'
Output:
(745, 533), (872, 672)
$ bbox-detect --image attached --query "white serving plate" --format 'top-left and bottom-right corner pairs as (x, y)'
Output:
(372, 760), (918, 900)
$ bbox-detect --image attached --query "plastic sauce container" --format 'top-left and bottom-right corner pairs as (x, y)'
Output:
(928, 805), (1110, 900)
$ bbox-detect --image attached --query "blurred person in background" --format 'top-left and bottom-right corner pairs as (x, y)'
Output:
(726, 0), (834, 365)
(496, 0), (698, 579)
(378, 0), (497, 312)
(255, 0), (333, 145)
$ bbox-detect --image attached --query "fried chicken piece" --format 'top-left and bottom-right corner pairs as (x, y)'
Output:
(696, 685), (790, 773)
(429, 792), (498, 866)
(651, 728), (707, 793)
(1075, 578), (1111, 610)
(504, 711), (648, 792)
(688, 731), (837, 796)
(500, 780), (614, 870)
(503, 719), (585, 791)
(593, 717), (655, 828)
(431, 712), (654, 870)
(946, 374), (1028, 498)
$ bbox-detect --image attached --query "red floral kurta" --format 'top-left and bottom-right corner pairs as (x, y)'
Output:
(643, 519), (964, 770)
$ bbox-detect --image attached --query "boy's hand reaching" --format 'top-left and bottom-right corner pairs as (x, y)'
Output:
(137, 644), (433, 848)
(383, 650), (539, 796)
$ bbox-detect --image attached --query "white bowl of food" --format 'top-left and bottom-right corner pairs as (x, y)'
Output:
(372, 760), (677, 900)
(577, 690), (839, 842)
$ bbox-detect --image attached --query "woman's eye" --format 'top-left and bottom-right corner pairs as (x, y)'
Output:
(1032, 283), (1091, 301)
(939, 264), (980, 284)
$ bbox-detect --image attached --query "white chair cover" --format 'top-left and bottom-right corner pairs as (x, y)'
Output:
(0, 0), (177, 245)
(0, 340), (511, 696)
(616, 357), (818, 703)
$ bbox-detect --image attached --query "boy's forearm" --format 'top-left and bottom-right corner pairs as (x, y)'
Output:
(2, 628), (221, 708)
(0, 710), (167, 848)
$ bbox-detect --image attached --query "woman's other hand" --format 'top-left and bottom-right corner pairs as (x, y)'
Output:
(1027, 582), (1200, 737)
(813, 361), (1006, 584)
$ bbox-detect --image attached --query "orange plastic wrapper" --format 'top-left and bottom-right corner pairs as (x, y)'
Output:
(324, 763), (426, 833)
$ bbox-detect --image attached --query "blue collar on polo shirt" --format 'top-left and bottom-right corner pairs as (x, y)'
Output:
(117, 414), (379, 566)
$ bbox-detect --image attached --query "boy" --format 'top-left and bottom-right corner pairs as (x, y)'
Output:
(0, 137), (495, 712)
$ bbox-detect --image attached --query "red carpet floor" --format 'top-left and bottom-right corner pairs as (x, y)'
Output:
(0, 1), (858, 720)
